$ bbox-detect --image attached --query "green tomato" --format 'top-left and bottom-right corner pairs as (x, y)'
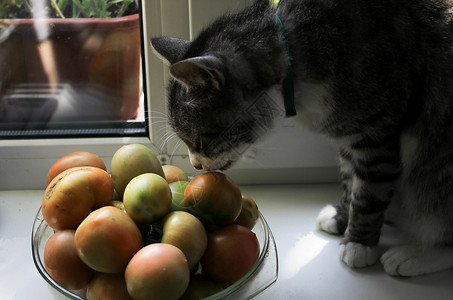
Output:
(123, 173), (172, 224)
(169, 181), (190, 212)
(110, 144), (164, 199)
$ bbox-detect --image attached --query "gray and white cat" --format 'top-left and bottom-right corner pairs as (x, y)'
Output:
(151, 0), (453, 276)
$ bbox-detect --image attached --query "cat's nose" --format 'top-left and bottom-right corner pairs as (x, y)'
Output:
(188, 150), (203, 169)
(193, 162), (203, 169)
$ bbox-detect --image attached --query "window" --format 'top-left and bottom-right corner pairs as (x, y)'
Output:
(0, 0), (147, 139)
(0, 0), (339, 190)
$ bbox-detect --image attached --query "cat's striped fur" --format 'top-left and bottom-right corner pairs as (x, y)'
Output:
(151, 0), (453, 276)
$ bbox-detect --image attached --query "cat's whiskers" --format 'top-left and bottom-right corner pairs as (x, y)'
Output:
(169, 138), (185, 162)
(157, 131), (181, 154)
(148, 109), (169, 118)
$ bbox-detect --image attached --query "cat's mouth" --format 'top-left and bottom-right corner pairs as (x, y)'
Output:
(188, 150), (234, 171)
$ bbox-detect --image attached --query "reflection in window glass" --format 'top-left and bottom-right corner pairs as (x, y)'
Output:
(0, 0), (147, 138)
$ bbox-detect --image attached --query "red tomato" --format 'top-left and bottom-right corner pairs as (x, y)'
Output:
(75, 206), (143, 274)
(125, 243), (190, 300)
(201, 225), (259, 286)
(44, 230), (94, 290)
(46, 151), (106, 184)
(232, 194), (259, 230)
(42, 166), (114, 230)
(184, 172), (242, 226)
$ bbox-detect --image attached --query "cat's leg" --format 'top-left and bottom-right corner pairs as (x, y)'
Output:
(317, 147), (352, 235)
(381, 245), (453, 276)
(380, 132), (453, 276)
(339, 137), (401, 268)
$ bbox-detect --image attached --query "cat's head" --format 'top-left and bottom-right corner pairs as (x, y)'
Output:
(151, 36), (281, 171)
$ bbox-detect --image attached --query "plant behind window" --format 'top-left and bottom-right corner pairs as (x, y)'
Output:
(0, 0), (137, 18)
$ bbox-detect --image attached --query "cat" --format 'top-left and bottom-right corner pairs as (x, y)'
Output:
(151, 0), (453, 277)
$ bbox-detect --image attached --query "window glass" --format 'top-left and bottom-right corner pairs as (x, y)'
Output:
(0, 0), (147, 138)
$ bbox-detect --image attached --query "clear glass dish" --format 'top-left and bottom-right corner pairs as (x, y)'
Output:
(31, 206), (278, 299)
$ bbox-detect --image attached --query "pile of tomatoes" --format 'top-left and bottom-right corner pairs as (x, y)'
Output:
(41, 143), (261, 300)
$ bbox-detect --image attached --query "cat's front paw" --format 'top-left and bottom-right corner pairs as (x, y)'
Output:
(316, 205), (341, 234)
(339, 242), (380, 268)
(381, 246), (420, 276)
(381, 245), (453, 277)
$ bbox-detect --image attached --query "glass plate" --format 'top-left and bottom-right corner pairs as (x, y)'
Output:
(31, 207), (278, 299)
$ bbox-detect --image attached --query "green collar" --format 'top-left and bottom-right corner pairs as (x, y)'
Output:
(275, 13), (296, 117)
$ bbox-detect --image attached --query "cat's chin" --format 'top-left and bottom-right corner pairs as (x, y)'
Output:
(188, 151), (234, 171)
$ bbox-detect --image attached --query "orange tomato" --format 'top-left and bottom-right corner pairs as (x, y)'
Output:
(42, 166), (114, 230)
(46, 151), (106, 184)
(162, 165), (189, 184)
(75, 206), (143, 274)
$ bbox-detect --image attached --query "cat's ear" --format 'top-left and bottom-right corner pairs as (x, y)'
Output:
(170, 56), (225, 90)
(150, 36), (191, 65)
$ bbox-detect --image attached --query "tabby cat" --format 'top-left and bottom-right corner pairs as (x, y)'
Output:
(151, 0), (453, 276)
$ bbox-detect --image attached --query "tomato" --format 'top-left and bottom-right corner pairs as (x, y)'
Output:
(75, 206), (143, 274)
(46, 151), (107, 184)
(161, 211), (208, 269)
(42, 166), (114, 230)
(110, 144), (165, 199)
(87, 272), (133, 300)
(201, 225), (259, 286)
(123, 173), (172, 224)
(125, 243), (190, 300)
(162, 165), (189, 183)
(44, 230), (94, 290)
(232, 194), (259, 230)
(184, 172), (242, 226)
(169, 181), (190, 212)
(179, 275), (223, 300)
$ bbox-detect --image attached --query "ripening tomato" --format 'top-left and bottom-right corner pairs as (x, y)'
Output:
(87, 272), (133, 300)
(125, 243), (190, 300)
(44, 230), (94, 290)
(232, 194), (259, 230)
(162, 165), (189, 184)
(75, 206), (143, 274)
(201, 225), (260, 286)
(42, 166), (114, 230)
(184, 172), (242, 226)
(46, 151), (107, 184)
(161, 211), (208, 269)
